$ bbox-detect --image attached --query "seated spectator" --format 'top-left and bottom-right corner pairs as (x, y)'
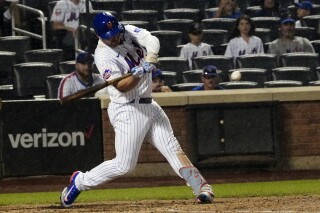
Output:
(1, 0), (21, 36)
(192, 65), (224, 91)
(295, 1), (313, 27)
(179, 23), (214, 70)
(213, 0), (242, 19)
(267, 17), (315, 63)
(225, 15), (264, 62)
(50, 0), (92, 61)
(58, 52), (104, 98)
(253, 0), (282, 17)
(152, 69), (172, 93)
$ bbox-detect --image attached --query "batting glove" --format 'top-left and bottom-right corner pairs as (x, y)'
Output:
(142, 62), (156, 73)
(130, 66), (145, 78)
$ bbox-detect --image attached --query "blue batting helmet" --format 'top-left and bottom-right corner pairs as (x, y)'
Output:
(93, 12), (124, 39)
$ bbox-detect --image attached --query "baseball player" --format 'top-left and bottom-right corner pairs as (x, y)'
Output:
(224, 15), (264, 63)
(57, 52), (104, 98)
(60, 12), (214, 207)
(50, 0), (92, 60)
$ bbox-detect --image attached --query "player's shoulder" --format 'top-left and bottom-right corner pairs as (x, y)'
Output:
(124, 24), (145, 34)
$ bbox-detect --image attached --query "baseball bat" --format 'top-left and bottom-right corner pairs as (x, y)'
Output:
(60, 73), (132, 105)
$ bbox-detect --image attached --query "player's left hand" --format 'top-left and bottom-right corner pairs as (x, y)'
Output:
(130, 66), (145, 78)
(142, 62), (156, 73)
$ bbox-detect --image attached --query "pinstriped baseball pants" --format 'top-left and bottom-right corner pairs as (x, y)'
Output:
(75, 100), (186, 191)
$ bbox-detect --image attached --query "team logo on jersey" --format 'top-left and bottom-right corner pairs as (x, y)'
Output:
(134, 28), (141, 33)
(67, 12), (79, 22)
(55, 9), (62, 16)
(106, 21), (113, 29)
(103, 68), (112, 80)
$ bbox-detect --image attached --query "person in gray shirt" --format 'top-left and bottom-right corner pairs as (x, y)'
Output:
(267, 17), (315, 63)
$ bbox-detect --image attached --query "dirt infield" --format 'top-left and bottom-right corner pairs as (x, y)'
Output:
(0, 195), (320, 212)
(0, 170), (320, 212)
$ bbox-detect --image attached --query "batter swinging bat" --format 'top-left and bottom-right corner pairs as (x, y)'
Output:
(60, 73), (132, 105)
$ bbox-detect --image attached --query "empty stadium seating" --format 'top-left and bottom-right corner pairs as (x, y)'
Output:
(23, 49), (63, 74)
(121, 10), (158, 31)
(59, 61), (76, 74)
(228, 68), (268, 88)
(193, 55), (234, 82)
(45, 74), (67, 99)
(264, 80), (303, 88)
(158, 57), (189, 83)
(150, 30), (182, 57)
(0, 51), (16, 85)
(13, 62), (55, 98)
(272, 66), (312, 85)
(182, 70), (203, 83)
(201, 18), (236, 32)
(163, 8), (201, 22)
(279, 52), (319, 80)
(92, 0), (128, 21)
(0, 36), (31, 63)
(171, 82), (202, 91)
(161, 71), (178, 87)
(219, 81), (259, 89)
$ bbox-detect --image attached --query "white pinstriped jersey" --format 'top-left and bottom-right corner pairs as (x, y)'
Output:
(179, 42), (213, 70)
(50, 0), (92, 30)
(57, 72), (104, 98)
(94, 25), (153, 104)
(224, 36), (264, 59)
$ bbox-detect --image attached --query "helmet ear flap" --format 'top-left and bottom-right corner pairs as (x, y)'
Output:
(119, 24), (125, 34)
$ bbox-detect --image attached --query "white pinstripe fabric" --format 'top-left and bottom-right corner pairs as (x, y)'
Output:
(76, 101), (184, 190)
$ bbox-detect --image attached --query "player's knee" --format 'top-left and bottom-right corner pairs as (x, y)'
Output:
(115, 164), (135, 175)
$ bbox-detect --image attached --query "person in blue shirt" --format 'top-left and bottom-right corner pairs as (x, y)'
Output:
(213, 0), (242, 19)
(192, 65), (224, 91)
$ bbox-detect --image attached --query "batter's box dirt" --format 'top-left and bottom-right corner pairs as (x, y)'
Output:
(0, 195), (320, 212)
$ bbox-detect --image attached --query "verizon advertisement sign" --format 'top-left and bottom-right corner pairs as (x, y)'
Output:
(1, 99), (103, 177)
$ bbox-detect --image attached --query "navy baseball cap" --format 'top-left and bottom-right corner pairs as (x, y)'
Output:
(295, 1), (313, 10)
(281, 17), (295, 24)
(152, 69), (163, 79)
(203, 65), (218, 76)
(189, 23), (203, 34)
(76, 52), (94, 64)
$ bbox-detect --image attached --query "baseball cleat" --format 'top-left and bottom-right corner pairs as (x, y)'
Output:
(195, 183), (214, 204)
(60, 171), (81, 208)
(196, 191), (214, 204)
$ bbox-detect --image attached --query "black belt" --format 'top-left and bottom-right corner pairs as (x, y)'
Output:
(129, 97), (152, 104)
